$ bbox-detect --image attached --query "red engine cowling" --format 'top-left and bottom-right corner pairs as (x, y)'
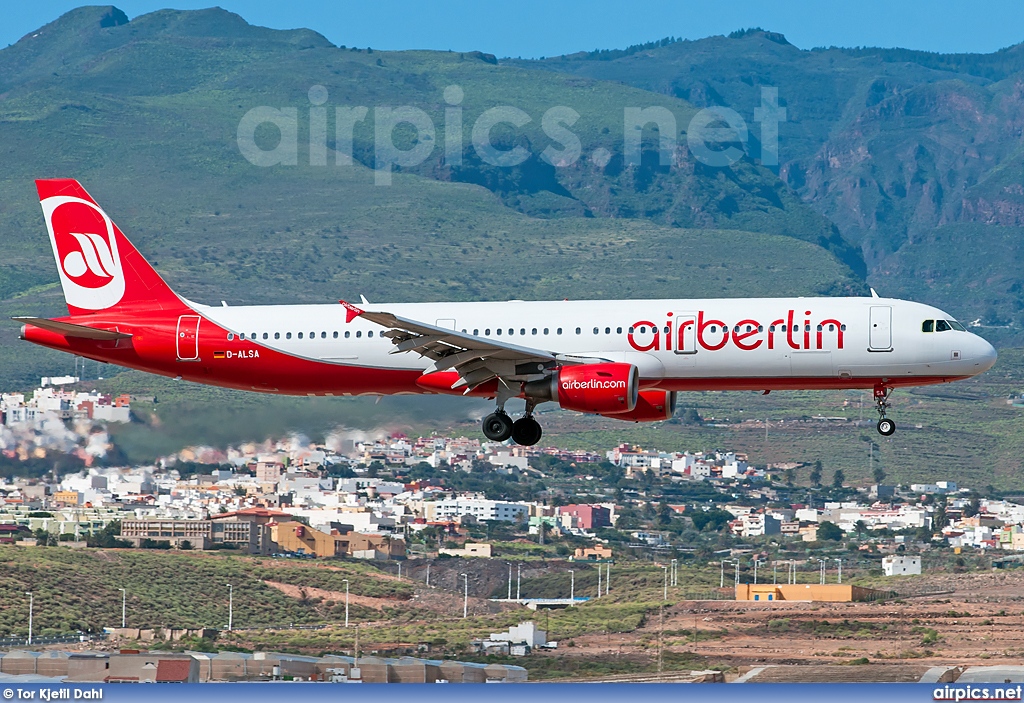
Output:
(525, 363), (638, 414)
(601, 390), (677, 422)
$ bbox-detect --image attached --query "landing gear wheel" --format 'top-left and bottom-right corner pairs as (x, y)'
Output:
(482, 412), (514, 442)
(511, 416), (543, 446)
(873, 384), (896, 436)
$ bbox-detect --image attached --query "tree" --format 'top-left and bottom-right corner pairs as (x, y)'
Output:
(854, 520), (869, 535)
(818, 521), (844, 541)
(690, 508), (733, 532)
(933, 502), (948, 531)
(784, 468), (795, 485)
(179, 540), (193, 550)
(963, 496), (981, 518)
(809, 461), (823, 487)
(657, 502), (672, 526)
(832, 469), (845, 488)
(872, 466), (887, 484)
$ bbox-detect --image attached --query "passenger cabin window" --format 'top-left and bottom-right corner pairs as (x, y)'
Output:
(298, 332), (303, 339)
(935, 320), (951, 332)
(356, 331), (362, 338)
(922, 320), (934, 333)
(333, 331), (338, 338)
(263, 333), (269, 339)
(557, 328), (562, 335)
(275, 333), (280, 339)
(226, 333), (234, 341)
(575, 327), (581, 335)
(368, 331), (374, 337)
(286, 332), (292, 339)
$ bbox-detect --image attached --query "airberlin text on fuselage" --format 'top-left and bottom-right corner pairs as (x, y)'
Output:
(627, 310), (846, 353)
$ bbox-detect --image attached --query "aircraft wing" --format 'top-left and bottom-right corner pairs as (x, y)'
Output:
(340, 301), (592, 392)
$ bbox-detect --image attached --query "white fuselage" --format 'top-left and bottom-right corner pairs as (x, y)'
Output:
(196, 295), (997, 390)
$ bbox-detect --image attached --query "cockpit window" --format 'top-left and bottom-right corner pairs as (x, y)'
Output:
(922, 320), (934, 333)
(935, 320), (951, 332)
(948, 320), (966, 331)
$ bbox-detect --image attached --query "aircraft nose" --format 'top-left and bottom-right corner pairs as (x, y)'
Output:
(971, 334), (997, 373)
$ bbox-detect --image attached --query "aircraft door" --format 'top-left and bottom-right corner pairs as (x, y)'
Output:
(869, 306), (892, 351)
(176, 315), (201, 361)
(673, 313), (697, 354)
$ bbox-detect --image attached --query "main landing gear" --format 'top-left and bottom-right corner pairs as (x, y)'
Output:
(874, 384), (896, 436)
(482, 400), (544, 446)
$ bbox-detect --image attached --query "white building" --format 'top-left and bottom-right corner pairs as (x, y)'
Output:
(489, 622), (547, 647)
(882, 555), (922, 576)
(430, 498), (528, 523)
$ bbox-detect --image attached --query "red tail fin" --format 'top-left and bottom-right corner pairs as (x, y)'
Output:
(36, 179), (186, 317)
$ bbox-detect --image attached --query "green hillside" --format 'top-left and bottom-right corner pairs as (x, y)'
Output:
(0, 6), (865, 386)
(0, 546), (408, 635)
(514, 30), (1024, 335)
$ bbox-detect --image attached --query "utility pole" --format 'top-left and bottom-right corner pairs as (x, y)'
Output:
(670, 558), (678, 587)
(516, 563), (521, 600)
(835, 558), (843, 584)
(597, 563), (602, 598)
(226, 584), (233, 631)
(507, 564), (512, 600)
(659, 605), (667, 675)
(569, 569), (575, 604)
(461, 573), (468, 618)
(605, 562), (610, 595)
(343, 579), (350, 628)
(720, 560), (726, 588)
(773, 562), (777, 585)
(735, 561), (740, 585)
(25, 592), (32, 646)
(397, 563), (401, 579)
(661, 564), (668, 600)
(119, 588), (126, 628)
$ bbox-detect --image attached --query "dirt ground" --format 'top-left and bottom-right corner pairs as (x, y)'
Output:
(539, 570), (1024, 673)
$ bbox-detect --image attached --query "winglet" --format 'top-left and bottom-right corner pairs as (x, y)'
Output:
(339, 300), (364, 323)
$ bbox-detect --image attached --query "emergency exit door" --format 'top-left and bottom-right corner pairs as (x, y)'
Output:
(869, 306), (892, 351)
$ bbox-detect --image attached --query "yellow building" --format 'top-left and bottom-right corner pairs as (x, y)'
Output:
(51, 490), (81, 506)
(572, 545), (613, 561)
(270, 522), (405, 559)
(735, 583), (889, 602)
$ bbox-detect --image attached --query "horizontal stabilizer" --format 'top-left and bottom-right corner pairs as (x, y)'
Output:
(13, 317), (132, 340)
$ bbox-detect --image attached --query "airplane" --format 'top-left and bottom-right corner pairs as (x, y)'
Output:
(17, 179), (997, 446)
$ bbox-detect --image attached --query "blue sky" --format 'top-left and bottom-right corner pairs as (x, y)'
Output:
(5, 1), (1024, 57)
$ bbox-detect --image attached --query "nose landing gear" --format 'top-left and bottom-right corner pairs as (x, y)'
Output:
(874, 384), (896, 436)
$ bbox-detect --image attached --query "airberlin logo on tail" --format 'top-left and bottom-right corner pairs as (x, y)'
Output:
(41, 196), (125, 310)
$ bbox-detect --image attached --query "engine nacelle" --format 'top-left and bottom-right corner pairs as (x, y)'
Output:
(601, 390), (677, 422)
(525, 363), (638, 414)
